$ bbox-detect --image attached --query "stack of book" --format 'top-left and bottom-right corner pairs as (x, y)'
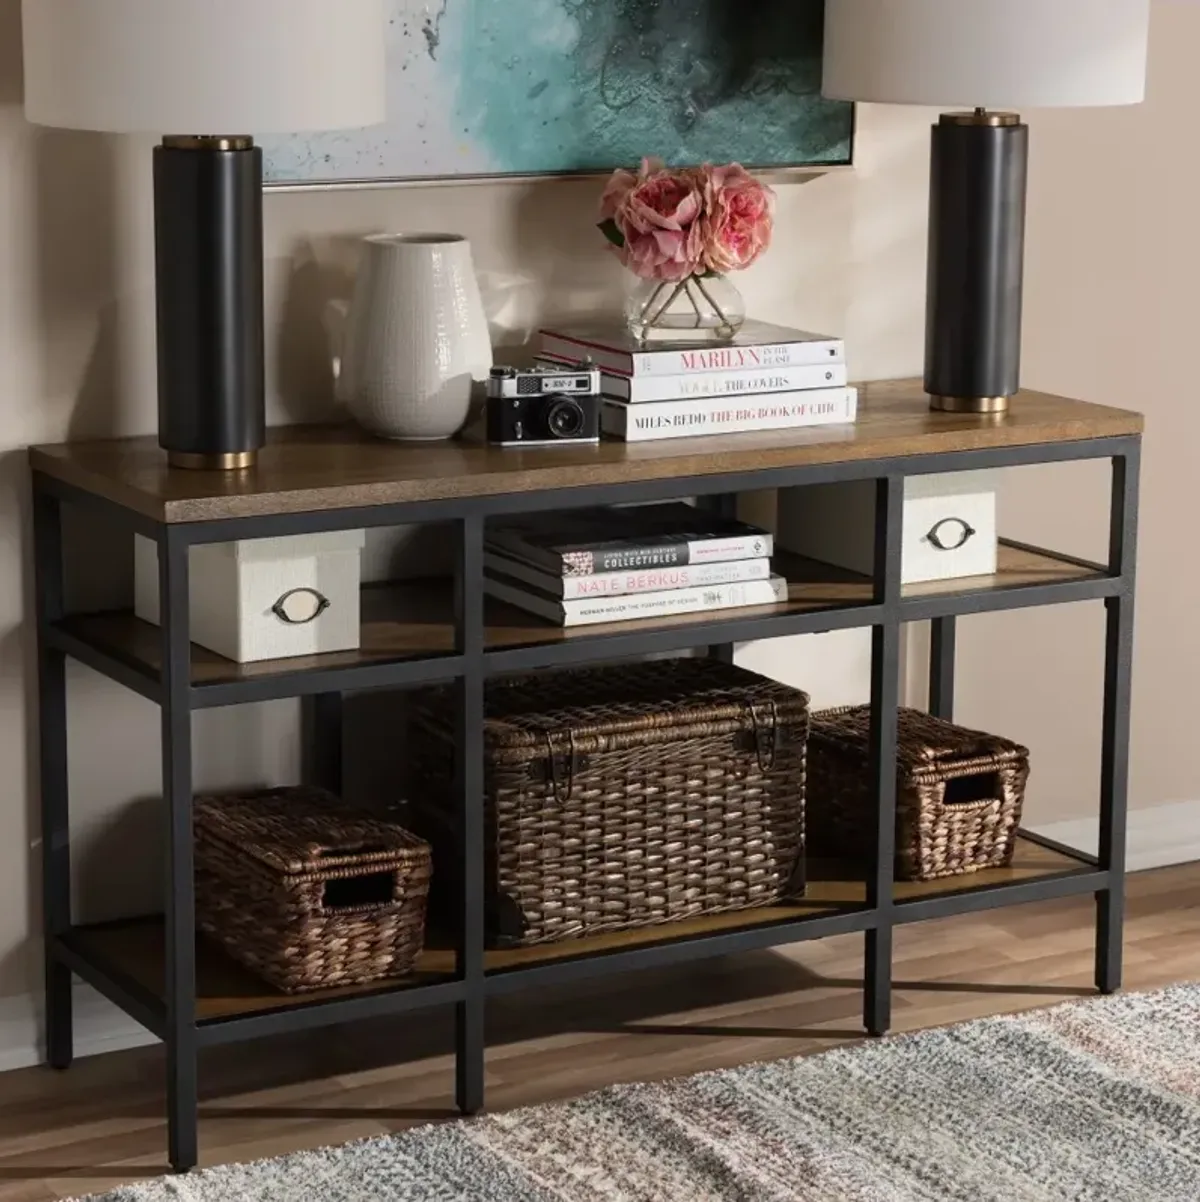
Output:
(538, 320), (856, 443)
(484, 503), (786, 628)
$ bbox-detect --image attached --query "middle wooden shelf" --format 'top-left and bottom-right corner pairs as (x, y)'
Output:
(51, 540), (1114, 710)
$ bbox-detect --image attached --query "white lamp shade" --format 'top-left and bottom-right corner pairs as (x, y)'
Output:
(22, 0), (387, 134)
(823, 0), (1151, 110)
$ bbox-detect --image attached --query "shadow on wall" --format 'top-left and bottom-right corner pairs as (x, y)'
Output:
(34, 128), (123, 442)
(8, 426), (137, 996)
(272, 234), (362, 426)
(0, 3), (40, 997)
(7, 0), (135, 996)
(0, 0), (20, 105)
(2, 0), (127, 440)
(0, 450), (39, 997)
(508, 177), (621, 336)
(74, 797), (163, 924)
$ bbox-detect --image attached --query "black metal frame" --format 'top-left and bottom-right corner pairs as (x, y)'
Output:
(31, 433), (1140, 1172)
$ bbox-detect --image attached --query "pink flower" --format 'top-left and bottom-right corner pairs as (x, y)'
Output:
(599, 159), (775, 281)
(598, 158), (706, 281)
(696, 163), (775, 274)
(599, 165), (638, 224)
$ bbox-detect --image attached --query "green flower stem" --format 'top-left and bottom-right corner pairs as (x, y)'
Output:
(692, 274), (731, 328)
(640, 281), (669, 325)
(645, 280), (688, 327)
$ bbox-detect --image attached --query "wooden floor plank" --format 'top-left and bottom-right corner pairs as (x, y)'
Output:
(0, 862), (1196, 1197)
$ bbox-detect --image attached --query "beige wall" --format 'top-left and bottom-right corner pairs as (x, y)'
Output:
(0, 0), (1186, 1005)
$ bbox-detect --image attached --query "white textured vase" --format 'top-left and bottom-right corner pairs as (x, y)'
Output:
(331, 233), (492, 440)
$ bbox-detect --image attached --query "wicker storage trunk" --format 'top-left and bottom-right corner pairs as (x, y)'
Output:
(409, 659), (809, 947)
(807, 707), (1029, 882)
(195, 787), (432, 993)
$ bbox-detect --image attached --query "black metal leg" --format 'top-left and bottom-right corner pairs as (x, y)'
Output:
(34, 483), (73, 1070)
(865, 619), (901, 1037)
(929, 617), (956, 720)
(865, 477), (903, 1037)
(160, 530), (198, 1172)
(703, 494), (739, 664)
(864, 926), (893, 1037)
(1096, 447), (1139, 995)
(454, 515), (486, 1114)
(303, 692), (344, 795)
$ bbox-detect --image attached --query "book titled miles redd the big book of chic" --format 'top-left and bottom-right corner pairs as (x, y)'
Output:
(603, 388), (858, 443)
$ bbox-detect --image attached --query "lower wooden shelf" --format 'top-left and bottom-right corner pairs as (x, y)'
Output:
(484, 835), (1095, 971)
(65, 835), (1092, 1028)
(71, 919), (458, 1022)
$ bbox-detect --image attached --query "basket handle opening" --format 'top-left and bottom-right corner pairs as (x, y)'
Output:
(942, 772), (1001, 808)
(315, 842), (388, 858)
(322, 870), (396, 911)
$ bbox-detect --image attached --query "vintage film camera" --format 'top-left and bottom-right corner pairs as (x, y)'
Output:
(486, 363), (602, 446)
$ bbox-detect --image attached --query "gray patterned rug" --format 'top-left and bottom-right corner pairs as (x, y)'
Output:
(84, 984), (1200, 1202)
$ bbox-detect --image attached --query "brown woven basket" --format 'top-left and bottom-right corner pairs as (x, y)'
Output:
(408, 659), (808, 947)
(807, 707), (1029, 882)
(194, 787), (432, 993)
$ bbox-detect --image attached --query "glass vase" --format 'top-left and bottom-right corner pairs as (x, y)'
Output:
(624, 273), (746, 343)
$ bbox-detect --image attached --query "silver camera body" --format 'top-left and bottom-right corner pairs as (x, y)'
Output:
(486, 364), (602, 447)
(487, 363), (601, 400)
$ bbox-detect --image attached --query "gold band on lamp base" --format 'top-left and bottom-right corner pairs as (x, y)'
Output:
(168, 450), (257, 471)
(161, 135), (254, 152)
(941, 110), (1021, 128)
(929, 395), (1011, 415)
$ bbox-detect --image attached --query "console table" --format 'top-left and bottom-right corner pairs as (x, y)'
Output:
(29, 379), (1141, 1172)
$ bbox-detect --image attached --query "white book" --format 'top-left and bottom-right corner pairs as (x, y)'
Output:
(485, 571), (789, 628)
(538, 320), (845, 377)
(538, 356), (847, 402)
(602, 387), (859, 443)
(484, 550), (773, 600)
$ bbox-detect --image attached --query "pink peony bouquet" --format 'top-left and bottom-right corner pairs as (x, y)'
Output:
(599, 157), (775, 282)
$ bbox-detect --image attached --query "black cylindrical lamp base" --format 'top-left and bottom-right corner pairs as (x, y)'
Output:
(924, 113), (1028, 415)
(153, 137), (265, 469)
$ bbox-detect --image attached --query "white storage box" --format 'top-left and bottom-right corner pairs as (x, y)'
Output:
(778, 472), (997, 585)
(134, 531), (366, 663)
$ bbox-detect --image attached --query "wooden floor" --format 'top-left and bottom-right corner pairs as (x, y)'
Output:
(3, 863), (1199, 1201)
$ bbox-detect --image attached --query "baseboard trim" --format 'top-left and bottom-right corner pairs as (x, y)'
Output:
(1029, 799), (1200, 874)
(0, 981), (157, 1074)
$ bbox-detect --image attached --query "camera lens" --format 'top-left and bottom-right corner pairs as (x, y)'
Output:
(546, 398), (585, 439)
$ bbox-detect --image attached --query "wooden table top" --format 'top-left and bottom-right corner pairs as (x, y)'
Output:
(28, 379), (1143, 524)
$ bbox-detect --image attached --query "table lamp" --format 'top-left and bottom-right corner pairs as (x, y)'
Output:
(22, 0), (386, 469)
(823, 0), (1151, 414)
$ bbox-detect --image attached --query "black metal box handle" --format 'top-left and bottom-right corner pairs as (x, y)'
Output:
(272, 587), (331, 625)
(924, 516), (977, 552)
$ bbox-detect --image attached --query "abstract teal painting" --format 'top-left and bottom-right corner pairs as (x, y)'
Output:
(261, 0), (852, 186)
